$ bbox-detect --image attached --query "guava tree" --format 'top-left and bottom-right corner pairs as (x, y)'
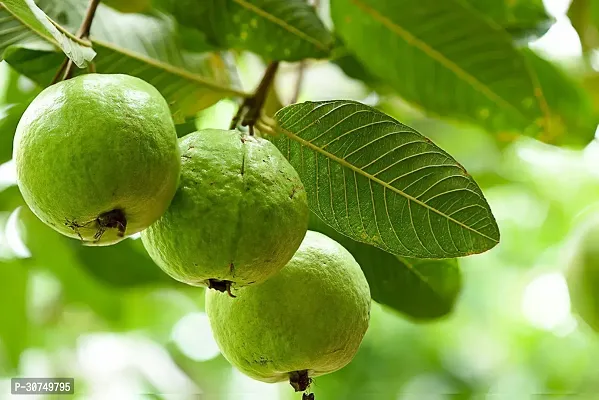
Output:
(1, 0), (599, 397)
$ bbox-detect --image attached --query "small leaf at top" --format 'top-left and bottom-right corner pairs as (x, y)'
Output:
(272, 100), (500, 259)
(0, 0), (95, 67)
(331, 0), (549, 138)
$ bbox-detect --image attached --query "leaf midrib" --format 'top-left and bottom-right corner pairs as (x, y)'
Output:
(276, 124), (499, 244)
(92, 38), (249, 98)
(348, 0), (534, 121)
(232, 0), (330, 51)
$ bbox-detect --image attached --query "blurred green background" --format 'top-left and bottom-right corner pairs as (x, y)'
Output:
(3, 0), (599, 398)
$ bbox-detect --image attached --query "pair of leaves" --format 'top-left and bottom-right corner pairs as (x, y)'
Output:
(271, 100), (500, 259)
(1, 0), (246, 121)
(309, 213), (461, 320)
(156, 0), (334, 61)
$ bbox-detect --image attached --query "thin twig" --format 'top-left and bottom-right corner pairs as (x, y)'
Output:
(51, 0), (101, 84)
(230, 61), (280, 133)
(77, 0), (101, 39)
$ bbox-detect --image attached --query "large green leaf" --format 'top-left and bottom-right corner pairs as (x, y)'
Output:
(309, 213), (462, 320)
(2, 0), (246, 120)
(331, 0), (548, 138)
(0, 0), (95, 66)
(462, 0), (552, 42)
(335, 44), (595, 146)
(160, 0), (333, 61)
(272, 100), (500, 258)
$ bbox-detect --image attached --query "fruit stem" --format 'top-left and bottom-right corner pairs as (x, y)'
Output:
(51, 0), (101, 84)
(230, 61), (280, 134)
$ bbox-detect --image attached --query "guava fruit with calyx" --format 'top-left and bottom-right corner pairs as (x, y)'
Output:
(141, 128), (309, 292)
(13, 73), (180, 246)
(206, 231), (371, 392)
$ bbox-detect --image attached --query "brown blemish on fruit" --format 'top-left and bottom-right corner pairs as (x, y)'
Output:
(289, 370), (311, 392)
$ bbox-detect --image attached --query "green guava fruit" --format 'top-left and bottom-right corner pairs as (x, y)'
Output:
(566, 217), (599, 332)
(205, 230), (371, 391)
(13, 73), (180, 246)
(141, 129), (309, 292)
